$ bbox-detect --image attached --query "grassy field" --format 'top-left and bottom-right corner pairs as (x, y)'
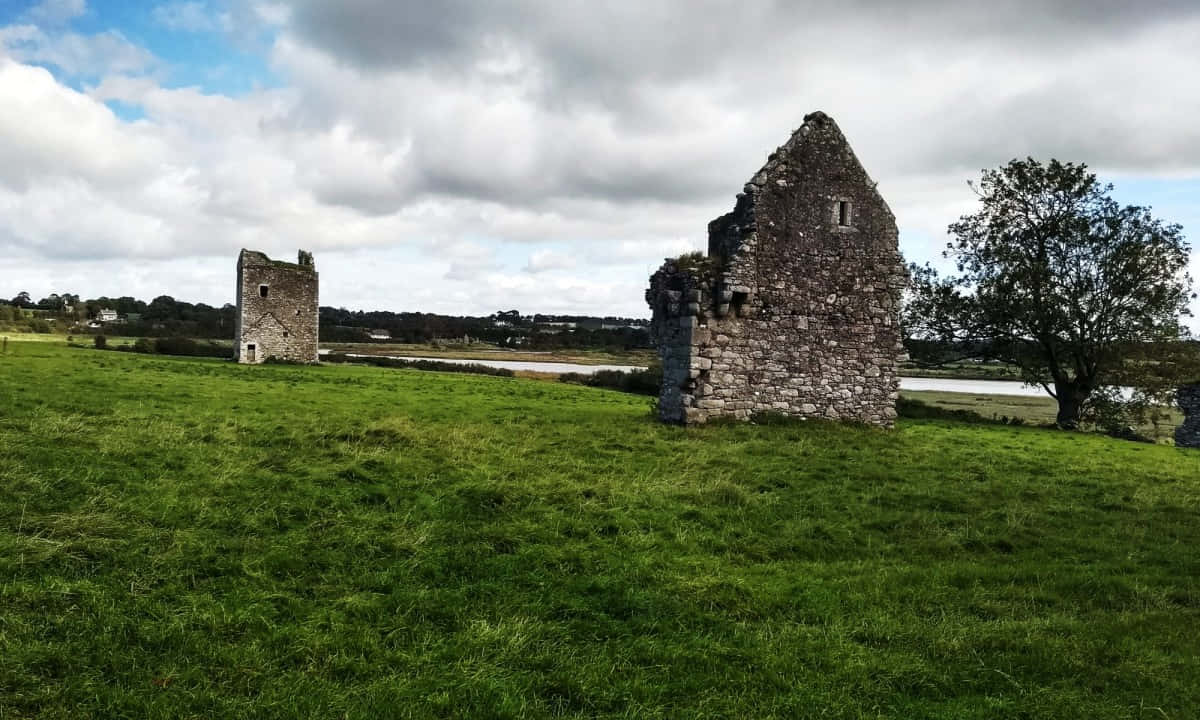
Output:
(2, 340), (1199, 719)
(903, 389), (1062, 424)
(902, 391), (1183, 443)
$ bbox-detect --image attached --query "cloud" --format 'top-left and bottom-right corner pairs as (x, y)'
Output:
(0, 60), (166, 193)
(523, 249), (576, 273)
(0, 25), (154, 77)
(253, 3), (291, 26)
(24, 0), (86, 26)
(438, 240), (503, 281)
(2, 1), (1200, 324)
(152, 2), (230, 33)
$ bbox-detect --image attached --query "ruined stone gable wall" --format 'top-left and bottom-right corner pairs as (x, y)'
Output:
(1176, 384), (1200, 448)
(236, 250), (319, 364)
(647, 112), (906, 425)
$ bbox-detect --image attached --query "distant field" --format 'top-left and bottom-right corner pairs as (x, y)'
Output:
(2, 340), (1199, 718)
(903, 390), (1183, 442)
(900, 360), (1022, 381)
(5, 332), (1025, 380)
(321, 341), (656, 366)
(321, 341), (1037, 383)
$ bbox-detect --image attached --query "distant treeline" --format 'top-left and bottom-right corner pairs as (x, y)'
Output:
(3, 290), (651, 350)
(319, 307), (650, 350)
(3, 293), (235, 338)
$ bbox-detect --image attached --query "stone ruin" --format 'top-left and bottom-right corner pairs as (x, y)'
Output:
(235, 249), (319, 364)
(1176, 384), (1200, 448)
(646, 111), (907, 425)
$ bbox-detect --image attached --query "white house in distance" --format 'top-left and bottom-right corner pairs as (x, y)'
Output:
(97, 308), (118, 323)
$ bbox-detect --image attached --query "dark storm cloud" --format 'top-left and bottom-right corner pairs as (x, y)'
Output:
(284, 0), (1199, 79)
(275, 0), (1200, 219)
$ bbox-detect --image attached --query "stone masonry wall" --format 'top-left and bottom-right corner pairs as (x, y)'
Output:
(1176, 384), (1200, 448)
(235, 249), (319, 364)
(646, 111), (907, 425)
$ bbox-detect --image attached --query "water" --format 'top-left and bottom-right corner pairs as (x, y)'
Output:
(323, 350), (1050, 396)
(323, 351), (649, 376)
(898, 377), (1046, 397)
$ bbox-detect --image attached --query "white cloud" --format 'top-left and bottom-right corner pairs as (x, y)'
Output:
(254, 3), (291, 26)
(24, 0), (86, 26)
(151, 2), (230, 33)
(2, 2), (1200, 325)
(523, 249), (576, 273)
(0, 60), (166, 192)
(0, 24), (154, 77)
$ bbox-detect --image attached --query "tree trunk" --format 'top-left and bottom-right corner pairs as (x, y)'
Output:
(1054, 382), (1090, 429)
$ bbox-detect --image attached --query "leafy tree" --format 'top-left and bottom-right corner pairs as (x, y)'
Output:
(145, 295), (179, 321)
(10, 291), (32, 308)
(906, 158), (1195, 428)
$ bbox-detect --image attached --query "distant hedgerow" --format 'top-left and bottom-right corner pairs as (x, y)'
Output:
(91, 335), (230, 358)
(559, 365), (662, 396)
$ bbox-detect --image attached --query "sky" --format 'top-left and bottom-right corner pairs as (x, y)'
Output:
(1, 0), (1199, 320)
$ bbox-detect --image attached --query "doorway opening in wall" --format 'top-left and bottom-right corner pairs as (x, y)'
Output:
(247, 344), (256, 362)
(259, 285), (269, 298)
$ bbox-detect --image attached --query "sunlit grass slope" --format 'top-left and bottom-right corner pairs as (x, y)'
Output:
(1, 341), (1198, 719)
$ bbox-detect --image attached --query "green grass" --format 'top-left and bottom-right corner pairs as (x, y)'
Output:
(2, 340), (1199, 719)
(903, 391), (1183, 442)
(901, 389), (1062, 424)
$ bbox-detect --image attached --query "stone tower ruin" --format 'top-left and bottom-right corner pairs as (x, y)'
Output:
(646, 111), (907, 425)
(235, 249), (319, 364)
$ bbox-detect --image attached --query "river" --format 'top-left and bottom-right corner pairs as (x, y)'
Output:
(323, 351), (1048, 397)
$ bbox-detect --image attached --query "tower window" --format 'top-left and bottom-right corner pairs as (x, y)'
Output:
(837, 201), (851, 227)
(259, 285), (269, 298)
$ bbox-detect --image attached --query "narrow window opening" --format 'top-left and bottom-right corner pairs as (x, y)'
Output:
(837, 201), (851, 227)
(259, 285), (269, 298)
(283, 331), (289, 338)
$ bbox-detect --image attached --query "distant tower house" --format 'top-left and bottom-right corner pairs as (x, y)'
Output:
(646, 112), (907, 425)
(235, 249), (319, 364)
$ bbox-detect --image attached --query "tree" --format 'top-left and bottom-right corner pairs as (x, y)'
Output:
(10, 291), (32, 308)
(144, 295), (178, 321)
(906, 158), (1194, 428)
